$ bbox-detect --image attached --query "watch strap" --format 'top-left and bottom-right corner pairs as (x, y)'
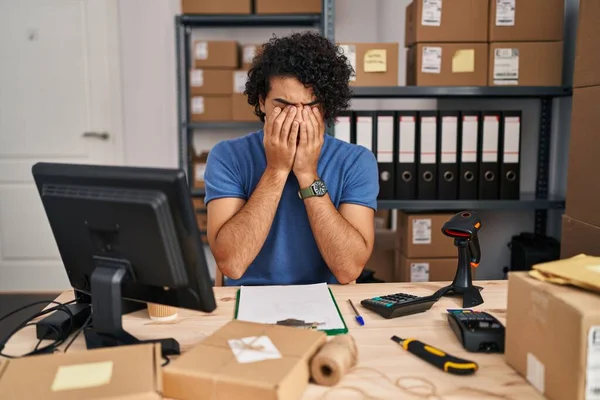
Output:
(299, 186), (315, 199)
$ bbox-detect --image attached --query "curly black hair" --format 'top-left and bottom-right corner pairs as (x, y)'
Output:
(245, 31), (353, 127)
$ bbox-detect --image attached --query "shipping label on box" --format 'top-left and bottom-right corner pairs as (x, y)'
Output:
(233, 71), (247, 94)
(195, 41), (208, 60)
(493, 48), (519, 85)
(191, 69), (204, 87)
(422, 46), (442, 74)
(421, 0), (442, 26)
(495, 0), (516, 26)
(340, 44), (357, 81)
(412, 218), (432, 245)
(410, 262), (430, 282)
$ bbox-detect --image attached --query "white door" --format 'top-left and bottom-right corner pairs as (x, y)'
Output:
(0, 0), (124, 290)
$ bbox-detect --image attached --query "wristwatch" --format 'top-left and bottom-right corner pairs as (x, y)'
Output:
(298, 179), (328, 199)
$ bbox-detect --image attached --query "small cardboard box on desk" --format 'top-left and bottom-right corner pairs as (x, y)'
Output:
(163, 320), (327, 400)
(505, 271), (600, 400)
(0, 343), (162, 399)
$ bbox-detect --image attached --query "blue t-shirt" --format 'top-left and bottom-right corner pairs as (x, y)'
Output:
(204, 130), (379, 286)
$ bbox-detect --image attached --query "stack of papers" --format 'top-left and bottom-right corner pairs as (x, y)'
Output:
(236, 282), (347, 333)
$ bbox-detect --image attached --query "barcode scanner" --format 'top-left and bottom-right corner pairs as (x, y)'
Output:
(433, 211), (484, 308)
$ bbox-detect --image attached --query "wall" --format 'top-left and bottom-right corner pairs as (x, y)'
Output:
(117, 0), (575, 281)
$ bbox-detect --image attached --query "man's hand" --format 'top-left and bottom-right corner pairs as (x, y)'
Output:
(264, 106), (300, 174)
(293, 106), (324, 185)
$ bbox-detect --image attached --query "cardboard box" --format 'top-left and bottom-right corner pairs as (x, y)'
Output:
(192, 150), (209, 188)
(574, 0), (600, 88)
(505, 272), (600, 400)
(488, 41), (563, 86)
(190, 69), (234, 95)
(565, 86), (600, 226)
(489, 0), (565, 42)
(190, 95), (232, 122)
(193, 40), (239, 69)
(232, 94), (257, 122)
(405, 0), (488, 46)
(338, 42), (399, 87)
(396, 254), (472, 282)
(255, 0), (321, 14)
(407, 42), (488, 86)
(396, 211), (457, 258)
(242, 44), (262, 69)
(365, 229), (396, 282)
(196, 211), (208, 232)
(193, 197), (206, 212)
(163, 320), (327, 400)
(560, 214), (600, 259)
(181, 0), (251, 14)
(0, 344), (162, 399)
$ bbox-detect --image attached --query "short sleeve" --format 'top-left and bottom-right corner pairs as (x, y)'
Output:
(340, 147), (379, 211)
(203, 141), (247, 205)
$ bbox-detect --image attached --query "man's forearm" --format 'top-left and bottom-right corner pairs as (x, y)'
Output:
(302, 195), (371, 284)
(212, 168), (287, 279)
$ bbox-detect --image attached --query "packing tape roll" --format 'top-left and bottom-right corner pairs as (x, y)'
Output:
(310, 334), (358, 386)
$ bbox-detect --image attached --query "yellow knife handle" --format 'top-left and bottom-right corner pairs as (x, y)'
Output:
(402, 339), (478, 375)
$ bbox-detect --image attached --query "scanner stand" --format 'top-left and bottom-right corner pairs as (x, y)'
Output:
(83, 257), (180, 357)
(433, 239), (484, 308)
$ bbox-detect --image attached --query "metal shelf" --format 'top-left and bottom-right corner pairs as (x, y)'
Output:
(186, 121), (262, 130)
(377, 195), (565, 211)
(351, 86), (573, 99)
(179, 14), (322, 28)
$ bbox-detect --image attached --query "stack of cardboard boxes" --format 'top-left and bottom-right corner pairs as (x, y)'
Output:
(561, 0), (600, 258)
(190, 41), (260, 122)
(181, 0), (321, 15)
(395, 211), (475, 282)
(405, 0), (564, 86)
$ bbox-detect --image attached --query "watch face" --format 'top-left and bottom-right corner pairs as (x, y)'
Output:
(312, 180), (327, 196)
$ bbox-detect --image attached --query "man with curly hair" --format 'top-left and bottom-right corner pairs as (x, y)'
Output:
(204, 31), (379, 286)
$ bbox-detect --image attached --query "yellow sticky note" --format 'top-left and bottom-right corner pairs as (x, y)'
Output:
(452, 49), (475, 73)
(364, 49), (387, 72)
(51, 361), (113, 392)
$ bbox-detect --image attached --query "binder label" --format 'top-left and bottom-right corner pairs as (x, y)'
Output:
(461, 116), (478, 163)
(234, 71), (247, 94)
(586, 326), (600, 400)
(420, 117), (437, 164)
(399, 116), (416, 163)
(422, 47), (442, 74)
(195, 41), (208, 60)
(503, 116), (521, 163)
(357, 116), (373, 152)
(412, 219), (432, 244)
(441, 116), (458, 163)
(340, 45), (357, 82)
(377, 116), (394, 163)
(192, 97), (205, 114)
(191, 69), (204, 87)
(421, 0), (442, 27)
(335, 116), (351, 143)
(495, 0), (516, 26)
(493, 48), (519, 85)
(410, 263), (430, 282)
(482, 116), (499, 162)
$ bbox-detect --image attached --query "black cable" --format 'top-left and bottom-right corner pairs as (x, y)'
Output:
(63, 314), (92, 353)
(0, 300), (77, 358)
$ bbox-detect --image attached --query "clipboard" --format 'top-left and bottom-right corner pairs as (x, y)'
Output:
(233, 286), (349, 336)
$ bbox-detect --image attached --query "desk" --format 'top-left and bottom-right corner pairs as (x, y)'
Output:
(3, 281), (542, 399)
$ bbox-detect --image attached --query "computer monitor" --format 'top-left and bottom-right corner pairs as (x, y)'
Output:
(32, 162), (216, 356)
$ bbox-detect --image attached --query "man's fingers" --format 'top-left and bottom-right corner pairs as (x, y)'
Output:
(266, 106), (281, 138)
(289, 121), (300, 147)
(272, 106), (289, 140)
(312, 107), (324, 138)
(280, 106), (297, 142)
(303, 107), (315, 146)
(299, 121), (308, 146)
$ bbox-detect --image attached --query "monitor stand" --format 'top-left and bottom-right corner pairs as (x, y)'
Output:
(83, 256), (181, 357)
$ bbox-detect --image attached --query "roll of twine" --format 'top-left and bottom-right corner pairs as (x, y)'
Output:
(310, 334), (358, 386)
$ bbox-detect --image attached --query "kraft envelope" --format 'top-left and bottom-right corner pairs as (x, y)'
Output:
(364, 49), (387, 72)
(452, 49), (475, 73)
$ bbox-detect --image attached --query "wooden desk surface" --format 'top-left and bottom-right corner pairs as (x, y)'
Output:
(3, 281), (542, 399)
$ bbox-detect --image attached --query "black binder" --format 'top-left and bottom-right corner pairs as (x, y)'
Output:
(417, 111), (438, 200)
(334, 111), (352, 143)
(354, 112), (374, 153)
(396, 111), (418, 200)
(375, 111), (395, 199)
(500, 111), (522, 200)
(479, 111), (501, 200)
(438, 111), (459, 200)
(458, 111), (480, 199)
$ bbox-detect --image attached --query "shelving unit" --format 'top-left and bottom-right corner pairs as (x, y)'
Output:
(175, 0), (571, 237)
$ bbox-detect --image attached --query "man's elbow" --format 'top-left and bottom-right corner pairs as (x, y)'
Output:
(210, 246), (246, 280)
(335, 262), (365, 284)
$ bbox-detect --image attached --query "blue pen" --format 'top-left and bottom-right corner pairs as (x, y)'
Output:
(348, 299), (365, 326)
